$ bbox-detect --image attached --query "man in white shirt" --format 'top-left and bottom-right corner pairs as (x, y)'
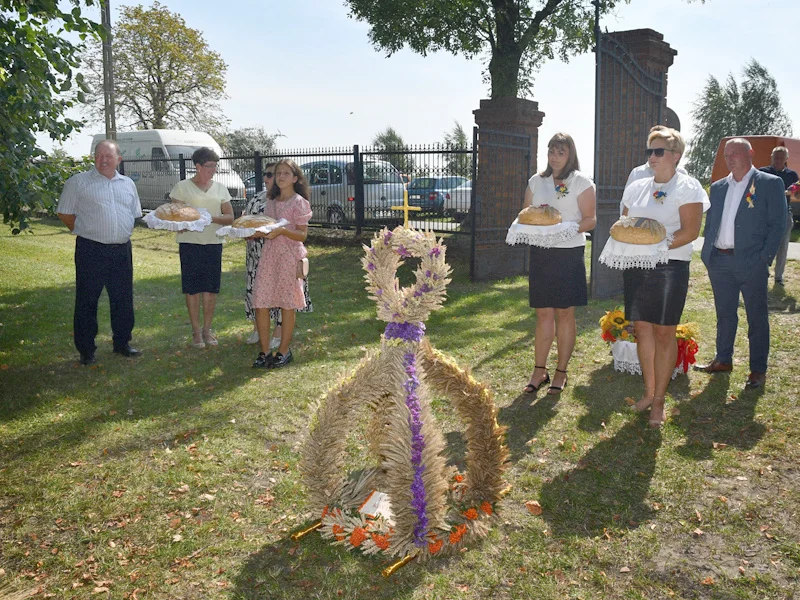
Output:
(696, 138), (785, 389)
(57, 140), (143, 365)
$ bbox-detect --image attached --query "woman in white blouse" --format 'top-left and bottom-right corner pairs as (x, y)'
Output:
(621, 128), (709, 427)
(523, 133), (597, 396)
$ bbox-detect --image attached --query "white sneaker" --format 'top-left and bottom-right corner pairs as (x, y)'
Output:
(246, 329), (260, 344)
(270, 336), (281, 350)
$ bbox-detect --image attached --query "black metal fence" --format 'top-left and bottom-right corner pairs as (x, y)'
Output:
(119, 142), (476, 235)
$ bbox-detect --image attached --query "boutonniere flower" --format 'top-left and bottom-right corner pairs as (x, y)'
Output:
(652, 190), (667, 203)
(745, 182), (756, 208)
(554, 183), (568, 199)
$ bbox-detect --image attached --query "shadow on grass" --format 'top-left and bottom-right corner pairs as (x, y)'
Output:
(672, 375), (766, 460)
(539, 420), (661, 537)
(769, 282), (798, 313)
(498, 392), (560, 462)
(232, 528), (427, 600)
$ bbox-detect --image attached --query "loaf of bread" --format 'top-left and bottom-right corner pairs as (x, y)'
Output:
(232, 214), (277, 229)
(610, 216), (667, 244)
(153, 202), (201, 222)
(518, 204), (562, 226)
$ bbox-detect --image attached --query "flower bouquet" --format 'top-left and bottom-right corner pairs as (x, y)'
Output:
(599, 308), (699, 377)
(788, 182), (800, 203)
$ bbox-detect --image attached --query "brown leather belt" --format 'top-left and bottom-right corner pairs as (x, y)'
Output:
(714, 247), (734, 255)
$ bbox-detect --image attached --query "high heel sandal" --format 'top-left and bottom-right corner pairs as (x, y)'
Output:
(547, 369), (568, 395)
(523, 365), (550, 393)
(631, 394), (654, 413)
(191, 330), (205, 349)
(649, 397), (666, 428)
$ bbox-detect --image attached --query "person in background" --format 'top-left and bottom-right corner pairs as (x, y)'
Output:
(169, 147), (234, 348)
(621, 128), (708, 427)
(522, 133), (597, 396)
(244, 164), (313, 347)
(695, 138), (786, 390)
(57, 140), (143, 365)
(251, 159), (312, 369)
(758, 145), (798, 286)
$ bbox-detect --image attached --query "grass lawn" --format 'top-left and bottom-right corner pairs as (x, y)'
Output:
(1, 218), (799, 599)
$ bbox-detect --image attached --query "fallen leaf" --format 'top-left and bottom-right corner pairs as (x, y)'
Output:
(700, 576), (714, 586)
(738, 566), (746, 575)
(525, 500), (543, 516)
(692, 528), (704, 537)
(199, 494), (215, 501)
(172, 534), (183, 542)
(718, 496), (728, 503)
(695, 510), (702, 522)
(712, 442), (728, 449)
(92, 587), (110, 593)
(624, 397), (636, 406)
(620, 566), (631, 573)
(670, 407), (680, 416)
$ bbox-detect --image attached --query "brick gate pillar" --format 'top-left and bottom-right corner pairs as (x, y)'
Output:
(472, 98), (545, 281)
(591, 28), (677, 298)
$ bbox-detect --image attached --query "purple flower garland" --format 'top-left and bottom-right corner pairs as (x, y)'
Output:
(403, 350), (428, 547)
(384, 321), (428, 547)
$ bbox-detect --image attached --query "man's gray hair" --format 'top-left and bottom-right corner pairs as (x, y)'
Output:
(95, 139), (121, 155)
(771, 145), (789, 157)
(726, 137), (752, 151)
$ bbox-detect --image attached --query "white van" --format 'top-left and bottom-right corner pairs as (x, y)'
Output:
(90, 130), (247, 213)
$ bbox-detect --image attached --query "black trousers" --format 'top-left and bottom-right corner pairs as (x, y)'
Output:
(73, 236), (135, 355)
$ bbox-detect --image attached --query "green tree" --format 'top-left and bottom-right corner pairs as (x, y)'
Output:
(686, 60), (793, 185)
(345, 0), (705, 99)
(442, 121), (471, 178)
(1, 0), (102, 232)
(83, 1), (227, 132)
(218, 126), (278, 175)
(371, 127), (414, 175)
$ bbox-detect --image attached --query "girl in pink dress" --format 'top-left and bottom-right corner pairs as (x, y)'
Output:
(251, 159), (312, 368)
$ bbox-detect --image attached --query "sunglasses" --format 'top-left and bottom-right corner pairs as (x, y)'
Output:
(645, 148), (671, 157)
(265, 172), (274, 178)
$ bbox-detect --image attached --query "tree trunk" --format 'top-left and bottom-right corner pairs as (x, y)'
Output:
(488, 47), (523, 98)
(489, 0), (523, 98)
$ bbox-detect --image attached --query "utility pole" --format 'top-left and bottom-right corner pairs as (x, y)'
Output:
(101, 0), (117, 140)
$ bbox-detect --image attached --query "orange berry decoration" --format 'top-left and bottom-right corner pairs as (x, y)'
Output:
(332, 524), (345, 541)
(480, 501), (493, 515)
(349, 527), (367, 547)
(428, 536), (443, 554)
(371, 533), (390, 550)
(463, 508), (479, 520)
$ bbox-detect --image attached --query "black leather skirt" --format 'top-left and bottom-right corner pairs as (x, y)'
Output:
(623, 259), (689, 325)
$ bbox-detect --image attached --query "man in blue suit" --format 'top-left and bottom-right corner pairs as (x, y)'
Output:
(695, 138), (786, 389)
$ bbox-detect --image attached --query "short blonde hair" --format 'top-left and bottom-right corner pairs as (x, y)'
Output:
(647, 128), (685, 156)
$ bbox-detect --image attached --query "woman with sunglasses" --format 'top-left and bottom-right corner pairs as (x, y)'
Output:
(169, 147), (234, 348)
(621, 128), (709, 427)
(244, 164), (313, 346)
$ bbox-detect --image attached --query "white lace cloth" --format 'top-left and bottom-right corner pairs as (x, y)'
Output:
(506, 220), (580, 248)
(215, 218), (289, 238)
(611, 340), (685, 378)
(142, 208), (212, 232)
(598, 234), (673, 270)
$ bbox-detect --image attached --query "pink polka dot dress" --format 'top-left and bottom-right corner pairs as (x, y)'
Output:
(252, 193), (312, 310)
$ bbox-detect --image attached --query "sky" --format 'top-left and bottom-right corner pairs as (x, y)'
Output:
(44, 0), (800, 174)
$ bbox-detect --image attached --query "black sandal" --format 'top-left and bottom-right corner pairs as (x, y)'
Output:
(547, 369), (568, 395)
(524, 365), (550, 393)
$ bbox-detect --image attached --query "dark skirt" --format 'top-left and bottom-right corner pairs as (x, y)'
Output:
(623, 259), (689, 325)
(179, 242), (223, 295)
(529, 245), (588, 308)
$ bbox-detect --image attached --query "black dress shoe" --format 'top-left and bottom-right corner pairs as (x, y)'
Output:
(745, 372), (766, 389)
(113, 344), (141, 358)
(80, 352), (97, 366)
(269, 350), (293, 369)
(693, 359), (733, 373)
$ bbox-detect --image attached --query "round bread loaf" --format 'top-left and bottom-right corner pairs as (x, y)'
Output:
(518, 204), (562, 226)
(154, 202), (201, 222)
(232, 214), (277, 229)
(610, 216), (666, 244)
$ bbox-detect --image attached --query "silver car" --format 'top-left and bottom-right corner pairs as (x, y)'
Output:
(301, 159), (405, 225)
